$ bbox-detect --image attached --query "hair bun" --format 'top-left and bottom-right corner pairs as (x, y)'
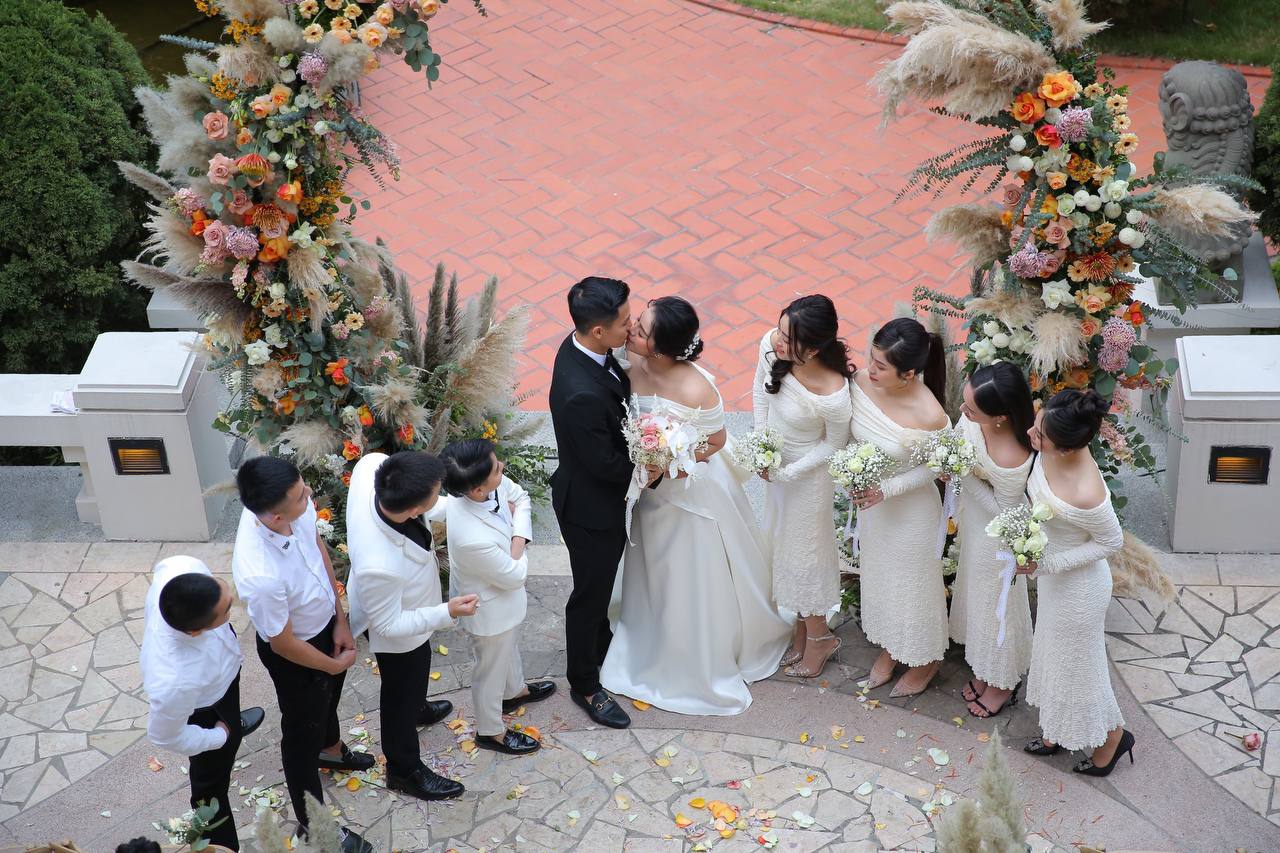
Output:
(1077, 388), (1110, 420)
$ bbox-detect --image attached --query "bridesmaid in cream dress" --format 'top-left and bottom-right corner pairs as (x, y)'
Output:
(600, 297), (790, 715)
(752, 295), (854, 679)
(949, 363), (1035, 718)
(1022, 389), (1134, 777)
(848, 318), (950, 698)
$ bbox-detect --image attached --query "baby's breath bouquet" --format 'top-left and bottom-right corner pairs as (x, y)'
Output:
(912, 431), (976, 497)
(985, 501), (1054, 568)
(731, 427), (783, 476)
(829, 441), (894, 494)
(153, 799), (227, 851)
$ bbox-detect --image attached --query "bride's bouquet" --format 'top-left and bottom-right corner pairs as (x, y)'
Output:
(730, 427), (783, 477)
(620, 399), (709, 540)
(911, 431), (976, 498)
(828, 441), (893, 495)
(985, 501), (1053, 646)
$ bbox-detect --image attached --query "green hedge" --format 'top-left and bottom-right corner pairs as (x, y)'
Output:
(0, 0), (152, 374)
(1251, 64), (1280, 248)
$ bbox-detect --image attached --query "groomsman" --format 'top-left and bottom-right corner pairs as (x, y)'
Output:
(141, 556), (265, 851)
(346, 450), (477, 800)
(548, 276), (642, 728)
(231, 457), (373, 853)
(441, 439), (555, 755)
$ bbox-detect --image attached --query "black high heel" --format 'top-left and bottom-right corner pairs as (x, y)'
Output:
(1073, 730), (1135, 777)
(968, 684), (1020, 718)
(1024, 736), (1061, 756)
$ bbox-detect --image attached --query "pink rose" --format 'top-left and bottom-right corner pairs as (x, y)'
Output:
(202, 111), (230, 141)
(228, 189), (253, 216)
(1043, 220), (1070, 248)
(1001, 183), (1023, 208)
(207, 153), (236, 186)
(1243, 732), (1262, 751)
(639, 434), (660, 451)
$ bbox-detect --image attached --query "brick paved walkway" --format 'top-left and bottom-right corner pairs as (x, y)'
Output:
(350, 0), (1271, 409)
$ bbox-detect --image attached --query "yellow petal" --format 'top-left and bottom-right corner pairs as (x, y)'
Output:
(459, 739), (476, 753)
(345, 777), (361, 791)
(830, 725), (845, 741)
(799, 732), (810, 744)
(674, 813), (694, 828)
(437, 645), (449, 655)
(429, 671), (441, 680)
(689, 797), (707, 809)
(655, 757), (671, 767)
(853, 735), (866, 743)
(632, 699), (651, 711)
(719, 828), (736, 839)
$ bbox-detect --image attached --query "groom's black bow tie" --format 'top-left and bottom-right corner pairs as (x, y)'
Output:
(603, 351), (623, 379)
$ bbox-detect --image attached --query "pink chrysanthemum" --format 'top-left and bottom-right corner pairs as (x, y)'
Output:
(1056, 107), (1093, 143)
(174, 187), (205, 219)
(226, 226), (260, 260)
(299, 52), (328, 88)
(1098, 316), (1137, 371)
(1008, 243), (1052, 279)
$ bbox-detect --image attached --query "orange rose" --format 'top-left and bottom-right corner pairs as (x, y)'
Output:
(1065, 367), (1091, 388)
(342, 439), (362, 461)
(1125, 302), (1145, 325)
(1034, 124), (1062, 148)
(316, 507), (334, 522)
(189, 210), (209, 236)
(357, 405), (374, 427)
(1046, 171), (1068, 190)
(1039, 71), (1080, 108)
(1080, 316), (1102, 338)
(277, 180), (304, 204)
(341, 471), (353, 487)
(1009, 92), (1046, 124)
(269, 83), (292, 108)
(325, 357), (350, 386)
(397, 423), (415, 445)
(275, 394), (298, 416)
(258, 235), (291, 263)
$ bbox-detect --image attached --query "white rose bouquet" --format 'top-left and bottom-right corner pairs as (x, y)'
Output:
(829, 441), (894, 495)
(911, 431), (976, 498)
(731, 427), (783, 476)
(986, 501), (1054, 646)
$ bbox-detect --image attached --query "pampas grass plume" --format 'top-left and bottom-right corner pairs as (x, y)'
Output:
(144, 205), (206, 276)
(222, 0), (288, 23)
(263, 17), (306, 53)
(1033, 0), (1108, 50)
(968, 290), (1042, 331)
(1029, 311), (1088, 375)
(116, 162), (174, 202)
(277, 421), (343, 469)
(367, 375), (418, 423)
(926, 204), (1011, 269)
(447, 305), (530, 425)
(1150, 185), (1259, 240)
(1111, 531), (1175, 601)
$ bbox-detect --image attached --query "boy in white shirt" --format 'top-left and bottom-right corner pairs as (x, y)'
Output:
(141, 556), (264, 851)
(441, 439), (555, 755)
(231, 456), (371, 852)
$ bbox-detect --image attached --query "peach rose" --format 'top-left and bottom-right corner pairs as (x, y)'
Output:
(1080, 316), (1101, 338)
(1009, 92), (1046, 124)
(359, 22), (388, 48)
(202, 111), (229, 140)
(236, 126), (254, 147)
(1040, 251), (1064, 275)
(1043, 219), (1070, 247)
(331, 27), (353, 43)
(269, 83), (292, 109)
(207, 153), (236, 186)
(418, 0), (440, 18)
(374, 3), (395, 24)
(1046, 171), (1068, 191)
(277, 180), (304, 204)
(250, 95), (275, 119)
(1039, 71), (1080, 108)
(1077, 291), (1107, 314)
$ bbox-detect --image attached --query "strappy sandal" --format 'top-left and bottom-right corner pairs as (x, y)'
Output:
(785, 635), (841, 678)
(967, 685), (1019, 718)
(1024, 737), (1061, 756)
(961, 679), (983, 702)
(780, 646), (803, 667)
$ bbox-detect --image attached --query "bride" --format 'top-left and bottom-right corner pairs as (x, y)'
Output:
(600, 296), (791, 715)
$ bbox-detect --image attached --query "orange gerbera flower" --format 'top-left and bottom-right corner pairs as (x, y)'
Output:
(1067, 251), (1117, 283)
(342, 439), (362, 461)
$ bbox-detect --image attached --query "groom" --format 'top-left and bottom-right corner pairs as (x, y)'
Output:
(549, 276), (641, 729)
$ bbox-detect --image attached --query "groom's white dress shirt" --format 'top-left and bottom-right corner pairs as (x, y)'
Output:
(232, 500), (334, 642)
(573, 335), (619, 381)
(346, 453), (455, 654)
(445, 475), (533, 637)
(141, 556), (242, 756)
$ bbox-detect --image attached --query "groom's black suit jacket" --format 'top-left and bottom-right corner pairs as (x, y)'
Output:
(549, 334), (634, 531)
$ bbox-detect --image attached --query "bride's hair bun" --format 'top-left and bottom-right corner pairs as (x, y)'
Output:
(649, 296), (703, 362)
(1043, 388), (1109, 450)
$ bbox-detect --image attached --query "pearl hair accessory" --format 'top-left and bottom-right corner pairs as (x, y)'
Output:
(677, 332), (701, 361)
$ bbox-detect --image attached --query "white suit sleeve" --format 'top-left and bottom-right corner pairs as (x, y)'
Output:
(147, 691), (228, 757)
(502, 476), (533, 541)
(1036, 505), (1124, 575)
(454, 539), (529, 591)
(360, 569), (453, 638)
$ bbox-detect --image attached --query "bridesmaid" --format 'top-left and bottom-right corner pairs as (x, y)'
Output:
(752, 295), (853, 679)
(849, 317), (950, 697)
(1022, 389), (1134, 776)
(950, 363), (1035, 718)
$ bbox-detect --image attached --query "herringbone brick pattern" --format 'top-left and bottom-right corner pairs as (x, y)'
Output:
(350, 0), (1271, 410)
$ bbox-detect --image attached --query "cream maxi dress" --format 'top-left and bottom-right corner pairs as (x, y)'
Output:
(751, 331), (852, 618)
(600, 362), (791, 715)
(947, 415), (1034, 691)
(1025, 461), (1125, 751)
(849, 380), (950, 667)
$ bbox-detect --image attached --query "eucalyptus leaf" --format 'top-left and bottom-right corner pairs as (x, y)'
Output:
(1164, 358), (1179, 374)
(1094, 374), (1116, 397)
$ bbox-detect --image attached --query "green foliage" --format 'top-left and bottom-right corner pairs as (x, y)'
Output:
(0, 0), (151, 373)
(1250, 63), (1280, 246)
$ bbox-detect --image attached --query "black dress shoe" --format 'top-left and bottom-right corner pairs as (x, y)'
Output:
(386, 766), (465, 801)
(318, 743), (376, 772)
(417, 699), (454, 727)
(239, 707), (265, 737)
(475, 729), (541, 756)
(570, 690), (631, 729)
(502, 680), (557, 712)
(338, 826), (374, 853)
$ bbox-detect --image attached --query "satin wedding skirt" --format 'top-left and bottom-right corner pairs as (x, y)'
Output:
(601, 445), (791, 716)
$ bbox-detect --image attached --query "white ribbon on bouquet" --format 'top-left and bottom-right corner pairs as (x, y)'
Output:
(623, 464), (648, 544)
(843, 505), (860, 559)
(994, 549), (1018, 648)
(936, 485), (957, 560)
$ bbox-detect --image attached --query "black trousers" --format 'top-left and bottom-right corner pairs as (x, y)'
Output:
(256, 617), (343, 830)
(187, 674), (244, 851)
(558, 518), (627, 697)
(374, 639), (433, 777)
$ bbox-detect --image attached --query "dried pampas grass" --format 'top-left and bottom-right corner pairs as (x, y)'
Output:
(276, 421), (343, 469)
(446, 306), (530, 426)
(1149, 185), (1259, 240)
(1110, 531), (1175, 602)
(121, 261), (250, 325)
(319, 36), (375, 90)
(367, 375), (419, 424)
(967, 290), (1041, 331)
(135, 87), (180, 144)
(218, 42), (279, 88)
(926, 204), (1011, 269)
(143, 205), (206, 276)
(1029, 311), (1088, 375)
(1033, 0), (1108, 50)
(116, 162), (174, 202)
(263, 18), (306, 53)
(365, 306), (402, 343)
(184, 53), (217, 78)
(876, 1), (1056, 121)
(221, 0), (288, 23)
(167, 74), (218, 119)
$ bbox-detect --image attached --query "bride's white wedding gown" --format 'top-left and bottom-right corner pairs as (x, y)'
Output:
(600, 365), (791, 716)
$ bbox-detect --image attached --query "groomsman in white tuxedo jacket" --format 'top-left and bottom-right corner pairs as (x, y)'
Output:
(345, 450), (477, 802)
(441, 439), (556, 755)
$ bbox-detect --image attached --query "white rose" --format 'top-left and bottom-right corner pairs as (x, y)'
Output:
(244, 340), (271, 365)
(1009, 134), (1027, 152)
(1009, 330), (1032, 353)
(848, 458), (865, 473)
(264, 324), (285, 348)
(1025, 531), (1048, 553)
(969, 337), (998, 364)
(1100, 180), (1128, 202)
(314, 121), (330, 135)
(280, 68), (297, 84)
(1031, 502), (1054, 521)
(1056, 194), (1077, 215)
(992, 332), (1010, 349)
(1040, 279), (1071, 309)
(857, 444), (876, 459)
(266, 152), (281, 163)
(985, 517), (1003, 537)
(1104, 202), (1122, 219)
(982, 320), (1001, 337)
(1126, 209), (1145, 225)
(268, 283), (286, 300)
